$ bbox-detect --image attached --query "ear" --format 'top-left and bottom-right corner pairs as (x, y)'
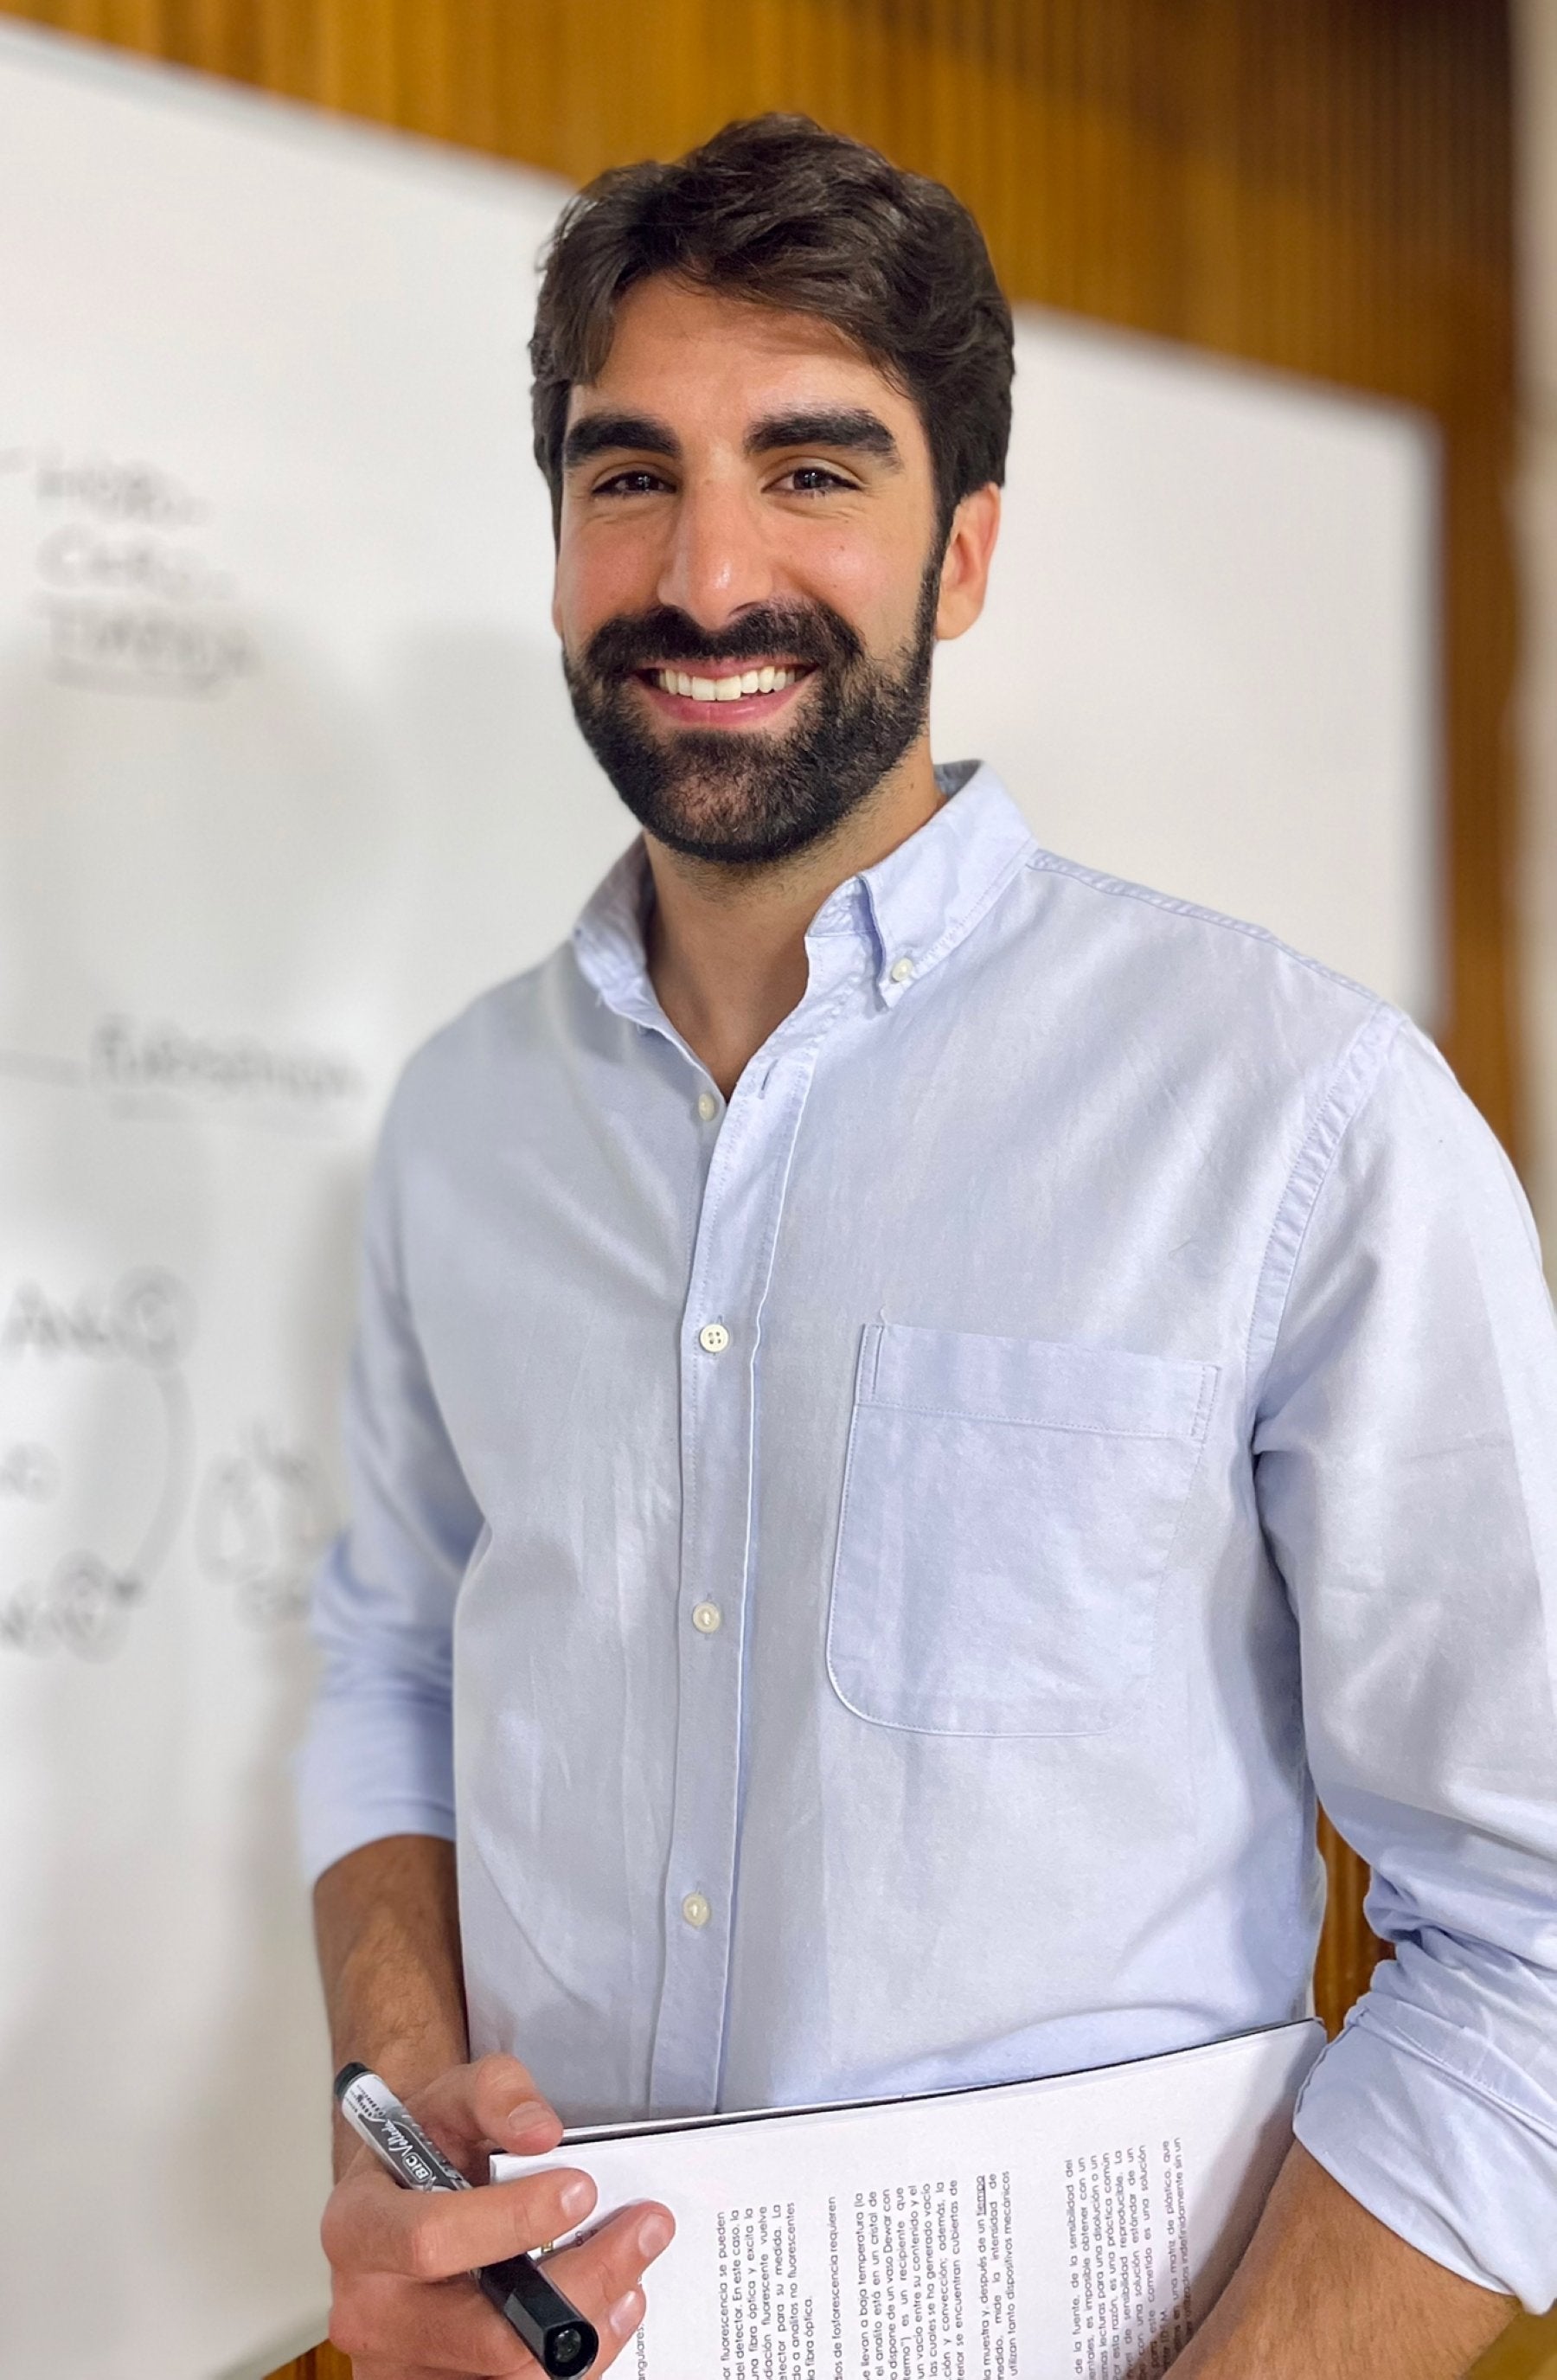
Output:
(933, 484), (1002, 642)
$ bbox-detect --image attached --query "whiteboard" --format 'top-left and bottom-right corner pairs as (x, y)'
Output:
(0, 25), (1437, 2380)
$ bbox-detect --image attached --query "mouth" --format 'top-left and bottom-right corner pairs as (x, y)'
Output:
(631, 660), (815, 726)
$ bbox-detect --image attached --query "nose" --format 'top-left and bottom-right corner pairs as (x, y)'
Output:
(655, 474), (776, 634)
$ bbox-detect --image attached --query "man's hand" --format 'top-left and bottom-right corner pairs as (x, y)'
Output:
(323, 2051), (675, 2379)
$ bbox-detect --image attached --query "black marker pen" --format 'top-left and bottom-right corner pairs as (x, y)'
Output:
(334, 2062), (599, 2378)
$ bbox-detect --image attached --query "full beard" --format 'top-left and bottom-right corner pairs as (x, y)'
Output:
(561, 561), (941, 868)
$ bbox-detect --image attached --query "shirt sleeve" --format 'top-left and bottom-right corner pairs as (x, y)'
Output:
(293, 1089), (482, 1885)
(1253, 1017), (1557, 2312)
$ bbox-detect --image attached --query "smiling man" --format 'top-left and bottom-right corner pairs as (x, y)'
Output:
(299, 117), (1557, 2378)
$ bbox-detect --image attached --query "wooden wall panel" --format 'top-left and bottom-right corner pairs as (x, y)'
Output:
(1312, 1812), (1382, 2040)
(0, 6), (1538, 2366)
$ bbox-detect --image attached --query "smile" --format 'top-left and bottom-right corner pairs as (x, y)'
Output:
(639, 663), (811, 707)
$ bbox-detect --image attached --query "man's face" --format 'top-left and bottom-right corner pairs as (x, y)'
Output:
(552, 276), (963, 866)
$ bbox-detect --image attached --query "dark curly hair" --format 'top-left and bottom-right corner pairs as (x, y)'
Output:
(530, 113), (1014, 539)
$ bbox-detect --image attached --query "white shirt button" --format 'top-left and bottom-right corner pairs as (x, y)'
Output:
(691, 1601), (722, 1633)
(697, 1091), (718, 1122)
(697, 1322), (730, 1354)
(681, 1891), (711, 1929)
(889, 957), (914, 984)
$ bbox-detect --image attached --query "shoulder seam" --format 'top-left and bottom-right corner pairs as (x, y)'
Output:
(1242, 1000), (1406, 1425)
(1023, 848), (1378, 1005)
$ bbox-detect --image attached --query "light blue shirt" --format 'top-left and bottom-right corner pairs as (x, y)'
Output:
(298, 764), (1557, 2311)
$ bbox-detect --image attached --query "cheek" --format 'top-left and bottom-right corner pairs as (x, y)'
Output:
(788, 523), (929, 648)
(554, 523), (659, 645)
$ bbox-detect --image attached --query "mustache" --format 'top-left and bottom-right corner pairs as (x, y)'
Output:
(581, 601), (866, 680)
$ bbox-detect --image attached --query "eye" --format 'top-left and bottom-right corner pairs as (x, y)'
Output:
(594, 467), (671, 497)
(778, 464), (855, 496)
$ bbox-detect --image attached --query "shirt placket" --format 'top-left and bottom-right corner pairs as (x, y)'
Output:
(647, 945), (862, 2113)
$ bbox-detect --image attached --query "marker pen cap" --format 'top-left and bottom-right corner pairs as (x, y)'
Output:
(478, 2257), (599, 2377)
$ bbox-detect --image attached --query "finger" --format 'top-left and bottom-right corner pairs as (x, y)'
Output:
(345, 2364), (498, 2380)
(468, 2255), (650, 2380)
(331, 2268), (537, 2371)
(410, 2055), (565, 2159)
(543, 2199), (676, 2327)
(330, 2206), (669, 2376)
(324, 2158), (598, 2281)
(590, 2284), (648, 2374)
(341, 2364), (513, 2380)
(338, 2366), (452, 2380)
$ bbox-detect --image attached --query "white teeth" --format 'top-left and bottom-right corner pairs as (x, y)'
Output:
(655, 664), (800, 701)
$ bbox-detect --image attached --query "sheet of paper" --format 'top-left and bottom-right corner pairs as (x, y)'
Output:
(495, 2021), (1323, 2380)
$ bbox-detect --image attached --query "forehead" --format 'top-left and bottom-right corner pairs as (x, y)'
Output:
(566, 274), (929, 457)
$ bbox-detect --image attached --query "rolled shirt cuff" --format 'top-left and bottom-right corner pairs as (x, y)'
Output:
(293, 1683), (455, 1887)
(1293, 1994), (1557, 2313)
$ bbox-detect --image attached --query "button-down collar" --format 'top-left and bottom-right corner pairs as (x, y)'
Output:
(570, 760), (1036, 1026)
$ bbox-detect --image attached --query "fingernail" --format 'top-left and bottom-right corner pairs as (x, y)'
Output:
(505, 2099), (554, 2137)
(637, 2210), (674, 2259)
(560, 2174), (596, 2221)
(609, 2289), (645, 2338)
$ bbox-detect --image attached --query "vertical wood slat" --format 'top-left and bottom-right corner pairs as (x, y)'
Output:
(1314, 1810), (1387, 2039)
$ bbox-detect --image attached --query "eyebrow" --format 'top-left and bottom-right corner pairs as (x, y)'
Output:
(562, 411), (681, 472)
(744, 408), (901, 467)
(561, 404), (903, 474)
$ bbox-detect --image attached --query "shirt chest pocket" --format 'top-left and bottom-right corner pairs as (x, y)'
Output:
(826, 1325), (1216, 1737)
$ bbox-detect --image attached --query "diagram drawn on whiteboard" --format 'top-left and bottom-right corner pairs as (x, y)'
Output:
(0, 1266), (195, 1658)
(198, 1421), (337, 1627)
(1, 440), (257, 697)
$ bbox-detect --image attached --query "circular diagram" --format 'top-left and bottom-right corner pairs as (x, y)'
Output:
(0, 1266), (195, 1658)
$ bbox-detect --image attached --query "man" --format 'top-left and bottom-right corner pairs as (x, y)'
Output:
(300, 116), (1557, 2378)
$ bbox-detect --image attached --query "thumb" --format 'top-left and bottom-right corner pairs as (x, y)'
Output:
(407, 2053), (566, 2165)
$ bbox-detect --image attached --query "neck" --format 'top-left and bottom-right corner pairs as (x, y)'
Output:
(644, 735), (942, 1097)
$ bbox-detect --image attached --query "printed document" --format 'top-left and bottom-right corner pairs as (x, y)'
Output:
(494, 2019), (1323, 2380)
